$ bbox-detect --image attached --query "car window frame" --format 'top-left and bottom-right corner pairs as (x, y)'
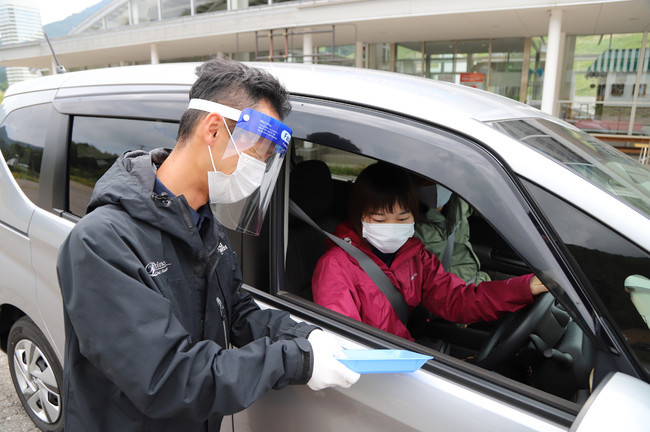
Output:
(44, 89), (190, 223)
(273, 96), (596, 338)
(261, 95), (615, 421)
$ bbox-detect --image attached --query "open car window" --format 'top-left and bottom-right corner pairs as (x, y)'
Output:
(282, 113), (596, 404)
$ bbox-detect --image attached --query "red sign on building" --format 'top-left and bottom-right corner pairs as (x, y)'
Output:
(460, 72), (484, 83)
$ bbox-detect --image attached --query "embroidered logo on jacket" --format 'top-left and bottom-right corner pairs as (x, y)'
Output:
(145, 261), (171, 277)
(217, 242), (228, 255)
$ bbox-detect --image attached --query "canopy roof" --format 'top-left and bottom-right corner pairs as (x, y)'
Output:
(586, 48), (650, 77)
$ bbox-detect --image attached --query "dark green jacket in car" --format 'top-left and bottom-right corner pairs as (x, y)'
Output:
(57, 148), (315, 432)
(415, 195), (490, 284)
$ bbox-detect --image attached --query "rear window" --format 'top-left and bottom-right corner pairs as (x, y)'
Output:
(0, 104), (49, 203)
(68, 116), (178, 216)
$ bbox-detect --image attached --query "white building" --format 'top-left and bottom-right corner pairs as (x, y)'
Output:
(0, 0), (43, 85)
(0, 0), (649, 135)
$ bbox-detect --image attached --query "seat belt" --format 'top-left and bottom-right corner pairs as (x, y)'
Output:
(289, 200), (409, 326)
(440, 220), (460, 271)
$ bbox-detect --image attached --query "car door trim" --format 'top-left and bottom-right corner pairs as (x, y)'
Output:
(247, 285), (577, 428)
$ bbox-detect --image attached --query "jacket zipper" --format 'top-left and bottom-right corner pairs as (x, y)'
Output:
(216, 296), (230, 348)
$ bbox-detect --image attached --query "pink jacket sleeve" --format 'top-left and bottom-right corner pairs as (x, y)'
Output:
(312, 250), (363, 322)
(420, 250), (534, 324)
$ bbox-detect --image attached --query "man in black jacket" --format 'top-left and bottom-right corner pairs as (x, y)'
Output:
(57, 57), (359, 431)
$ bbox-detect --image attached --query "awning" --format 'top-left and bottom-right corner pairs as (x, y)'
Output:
(586, 48), (650, 78)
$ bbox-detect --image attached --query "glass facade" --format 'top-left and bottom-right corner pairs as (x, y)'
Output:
(162, 0), (191, 19)
(488, 38), (524, 100)
(367, 43), (391, 71)
(79, 0), (298, 29)
(527, 36), (546, 108)
(560, 33), (649, 136)
(132, 0), (159, 23)
(195, 0), (227, 14)
(374, 34), (649, 142)
(105, 4), (130, 29)
(395, 39), (525, 99)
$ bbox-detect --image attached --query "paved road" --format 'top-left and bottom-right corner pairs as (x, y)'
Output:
(0, 353), (39, 432)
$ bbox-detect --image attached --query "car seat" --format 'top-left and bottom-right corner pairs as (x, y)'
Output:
(285, 160), (338, 300)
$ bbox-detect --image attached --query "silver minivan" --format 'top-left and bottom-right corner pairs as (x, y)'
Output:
(1, 62), (649, 431)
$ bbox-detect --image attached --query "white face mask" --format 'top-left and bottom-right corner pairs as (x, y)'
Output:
(207, 120), (266, 204)
(362, 221), (415, 254)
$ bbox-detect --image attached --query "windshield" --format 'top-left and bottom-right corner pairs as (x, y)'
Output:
(489, 118), (650, 218)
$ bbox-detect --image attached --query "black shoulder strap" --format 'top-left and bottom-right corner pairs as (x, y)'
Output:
(289, 200), (409, 326)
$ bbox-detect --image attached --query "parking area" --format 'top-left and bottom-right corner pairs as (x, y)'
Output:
(0, 353), (39, 432)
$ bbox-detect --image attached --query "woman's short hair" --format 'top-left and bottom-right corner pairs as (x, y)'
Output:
(348, 162), (419, 236)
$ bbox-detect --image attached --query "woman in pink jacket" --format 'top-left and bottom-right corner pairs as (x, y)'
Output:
(312, 163), (547, 341)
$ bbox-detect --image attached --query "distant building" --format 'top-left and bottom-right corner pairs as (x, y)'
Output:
(0, 0), (43, 85)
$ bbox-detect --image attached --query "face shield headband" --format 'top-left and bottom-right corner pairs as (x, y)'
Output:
(188, 98), (293, 235)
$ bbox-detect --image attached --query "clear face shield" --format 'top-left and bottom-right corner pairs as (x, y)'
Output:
(188, 98), (292, 235)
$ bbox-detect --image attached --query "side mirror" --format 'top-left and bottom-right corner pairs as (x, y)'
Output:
(571, 372), (650, 432)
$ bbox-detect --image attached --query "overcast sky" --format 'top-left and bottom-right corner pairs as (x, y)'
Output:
(37, 0), (102, 25)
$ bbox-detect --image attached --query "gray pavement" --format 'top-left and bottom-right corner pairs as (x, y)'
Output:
(0, 353), (39, 432)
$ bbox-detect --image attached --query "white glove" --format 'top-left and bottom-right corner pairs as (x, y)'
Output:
(306, 330), (360, 391)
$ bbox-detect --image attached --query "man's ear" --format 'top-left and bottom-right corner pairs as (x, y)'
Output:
(203, 113), (223, 144)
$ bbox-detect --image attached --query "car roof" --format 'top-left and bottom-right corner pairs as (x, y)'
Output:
(5, 62), (552, 125)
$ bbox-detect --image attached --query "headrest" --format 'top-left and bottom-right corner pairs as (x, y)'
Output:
(290, 160), (333, 220)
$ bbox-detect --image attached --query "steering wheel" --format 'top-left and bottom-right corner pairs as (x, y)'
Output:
(473, 292), (554, 370)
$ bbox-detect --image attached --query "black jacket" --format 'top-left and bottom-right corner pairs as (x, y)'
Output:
(57, 149), (315, 431)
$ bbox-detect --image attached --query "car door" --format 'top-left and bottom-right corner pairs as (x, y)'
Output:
(231, 96), (596, 431)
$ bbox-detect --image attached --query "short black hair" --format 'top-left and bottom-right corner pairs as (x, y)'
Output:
(348, 163), (419, 237)
(177, 56), (292, 142)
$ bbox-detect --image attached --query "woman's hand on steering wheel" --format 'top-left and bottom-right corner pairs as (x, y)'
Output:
(530, 275), (548, 296)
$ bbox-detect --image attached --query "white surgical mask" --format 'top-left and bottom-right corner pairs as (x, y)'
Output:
(362, 221), (415, 254)
(207, 120), (266, 204)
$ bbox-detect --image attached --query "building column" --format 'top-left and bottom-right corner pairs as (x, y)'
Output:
(303, 28), (313, 64)
(355, 41), (365, 68)
(520, 37), (531, 102)
(151, 43), (160, 64)
(541, 8), (562, 115)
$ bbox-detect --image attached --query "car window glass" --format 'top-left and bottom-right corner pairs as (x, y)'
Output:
(524, 179), (650, 368)
(294, 139), (374, 180)
(69, 116), (178, 216)
(490, 118), (650, 218)
(0, 104), (49, 203)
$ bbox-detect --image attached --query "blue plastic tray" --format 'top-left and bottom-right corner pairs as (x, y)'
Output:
(336, 349), (432, 374)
